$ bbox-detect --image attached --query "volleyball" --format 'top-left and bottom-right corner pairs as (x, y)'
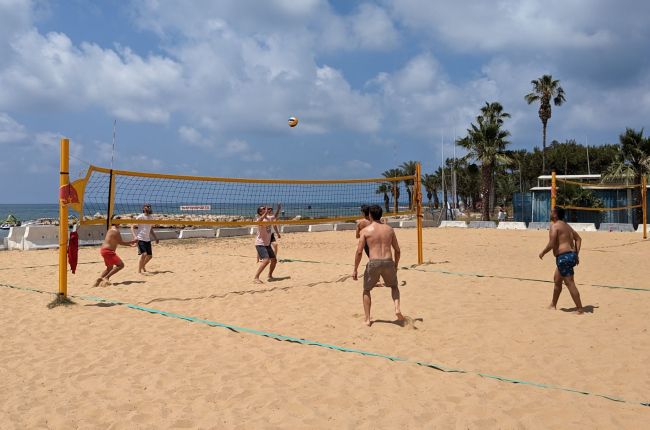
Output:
(288, 116), (298, 127)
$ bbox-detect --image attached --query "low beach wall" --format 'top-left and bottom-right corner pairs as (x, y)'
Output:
(1, 218), (524, 251)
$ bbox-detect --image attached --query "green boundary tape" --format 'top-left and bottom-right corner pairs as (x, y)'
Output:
(0, 282), (648, 408)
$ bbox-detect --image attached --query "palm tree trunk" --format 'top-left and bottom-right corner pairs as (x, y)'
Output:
(433, 189), (439, 209)
(542, 120), (548, 173)
(481, 164), (492, 221)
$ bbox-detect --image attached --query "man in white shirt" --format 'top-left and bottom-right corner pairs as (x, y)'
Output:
(253, 205), (278, 283)
(130, 203), (159, 274)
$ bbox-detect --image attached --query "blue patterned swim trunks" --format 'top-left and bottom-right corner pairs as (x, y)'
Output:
(556, 252), (577, 277)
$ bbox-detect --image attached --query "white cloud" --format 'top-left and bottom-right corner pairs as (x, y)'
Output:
(178, 127), (263, 162)
(345, 159), (372, 170)
(0, 112), (27, 143)
(387, 0), (617, 52)
(0, 29), (184, 122)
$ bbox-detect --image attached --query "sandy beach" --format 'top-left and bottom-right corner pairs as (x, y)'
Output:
(1, 228), (649, 429)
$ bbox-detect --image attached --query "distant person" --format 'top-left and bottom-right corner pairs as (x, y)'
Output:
(352, 205), (404, 326)
(498, 206), (507, 222)
(130, 203), (159, 274)
(253, 206), (278, 283)
(266, 203), (282, 259)
(355, 204), (371, 257)
(94, 220), (136, 287)
(539, 206), (584, 314)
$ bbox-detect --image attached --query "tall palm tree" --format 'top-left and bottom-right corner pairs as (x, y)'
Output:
(421, 173), (439, 208)
(382, 168), (403, 213)
(480, 101), (511, 125)
(375, 183), (391, 213)
(525, 75), (566, 173)
(603, 128), (650, 224)
(457, 103), (512, 221)
(399, 160), (418, 210)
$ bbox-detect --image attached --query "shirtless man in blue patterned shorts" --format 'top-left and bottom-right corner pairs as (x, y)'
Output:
(539, 206), (584, 314)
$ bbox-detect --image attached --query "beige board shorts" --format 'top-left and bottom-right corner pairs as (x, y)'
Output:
(364, 259), (398, 291)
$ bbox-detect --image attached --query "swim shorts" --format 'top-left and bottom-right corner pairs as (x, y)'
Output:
(556, 251), (577, 277)
(100, 247), (122, 267)
(363, 259), (398, 291)
(256, 245), (276, 260)
(137, 240), (153, 256)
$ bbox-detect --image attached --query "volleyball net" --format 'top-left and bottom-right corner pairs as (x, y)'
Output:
(56, 139), (424, 299)
(68, 165), (419, 226)
(550, 171), (647, 237)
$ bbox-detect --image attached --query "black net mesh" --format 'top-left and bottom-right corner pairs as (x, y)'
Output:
(80, 168), (416, 225)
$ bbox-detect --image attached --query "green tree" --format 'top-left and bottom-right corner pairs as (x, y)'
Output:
(525, 74), (566, 173)
(457, 102), (512, 220)
(421, 173), (439, 208)
(603, 128), (650, 223)
(375, 183), (391, 213)
(382, 168), (403, 213)
(400, 160), (418, 210)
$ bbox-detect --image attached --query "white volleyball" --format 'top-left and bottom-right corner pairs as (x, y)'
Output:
(288, 116), (298, 127)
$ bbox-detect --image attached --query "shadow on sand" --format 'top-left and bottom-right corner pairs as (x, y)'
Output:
(111, 280), (147, 286)
(372, 316), (423, 328)
(560, 305), (598, 314)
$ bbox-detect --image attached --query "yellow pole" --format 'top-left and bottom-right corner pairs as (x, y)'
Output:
(550, 170), (557, 221)
(415, 162), (423, 264)
(642, 175), (647, 240)
(58, 138), (69, 298)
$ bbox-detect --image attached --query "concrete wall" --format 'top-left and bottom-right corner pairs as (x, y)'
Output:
(178, 229), (215, 239)
(217, 227), (251, 237)
(334, 223), (356, 231)
(7, 226), (27, 250)
(528, 222), (550, 230)
(468, 221), (497, 229)
(308, 224), (334, 232)
(497, 222), (527, 230)
(281, 225), (310, 233)
(23, 226), (59, 250)
(439, 221), (467, 228)
(568, 223), (597, 232)
(599, 223), (635, 232)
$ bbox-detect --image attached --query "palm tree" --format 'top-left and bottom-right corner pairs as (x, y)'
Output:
(457, 103), (512, 221)
(400, 160), (418, 210)
(421, 173), (439, 208)
(525, 75), (566, 173)
(382, 168), (403, 213)
(375, 183), (391, 213)
(603, 128), (650, 224)
(480, 101), (511, 125)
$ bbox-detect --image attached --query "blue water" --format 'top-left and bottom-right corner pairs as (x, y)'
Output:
(0, 204), (60, 239)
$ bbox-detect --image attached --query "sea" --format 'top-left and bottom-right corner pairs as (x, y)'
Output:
(0, 204), (60, 239)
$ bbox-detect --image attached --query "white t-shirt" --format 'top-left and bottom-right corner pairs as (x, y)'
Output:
(135, 213), (153, 241)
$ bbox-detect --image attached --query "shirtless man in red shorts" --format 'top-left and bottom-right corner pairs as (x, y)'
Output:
(94, 222), (136, 287)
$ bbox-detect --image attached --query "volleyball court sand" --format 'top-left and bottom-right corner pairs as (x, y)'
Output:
(1, 228), (649, 428)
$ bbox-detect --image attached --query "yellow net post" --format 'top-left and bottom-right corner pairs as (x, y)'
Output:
(641, 175), (648, 239)
(415, 162), (423, 264)
(58, 138), (69, 299)
(550, 170), (557, 221)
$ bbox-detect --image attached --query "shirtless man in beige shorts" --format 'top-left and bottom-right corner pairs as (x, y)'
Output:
(352, 204), (404, 326)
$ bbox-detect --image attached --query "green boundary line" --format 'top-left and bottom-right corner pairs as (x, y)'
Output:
(1, 282), (648, 408)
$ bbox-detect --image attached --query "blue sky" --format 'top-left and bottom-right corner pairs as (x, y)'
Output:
(1, 0), (650, 203)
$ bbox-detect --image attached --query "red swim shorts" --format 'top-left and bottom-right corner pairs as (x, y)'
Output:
(100, 247), (122, 267)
